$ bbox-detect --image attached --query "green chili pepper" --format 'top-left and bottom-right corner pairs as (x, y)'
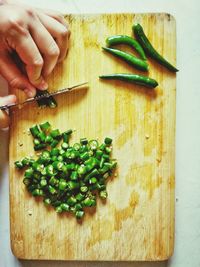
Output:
(106, 35), (146, 60)
(133, 23), (178, 72)
(99, 73), (158, 88)
(102, 47), (149, 71)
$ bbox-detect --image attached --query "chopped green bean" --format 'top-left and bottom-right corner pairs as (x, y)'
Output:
(15, 122), (117, 220)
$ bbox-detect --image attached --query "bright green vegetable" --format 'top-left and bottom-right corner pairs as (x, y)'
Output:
(102, 47), (149, 71)
(133, 23), (178, 72)
(99, 73), (158, 88)
(106, 35), (146, 60)
(14, 122), (117, 220)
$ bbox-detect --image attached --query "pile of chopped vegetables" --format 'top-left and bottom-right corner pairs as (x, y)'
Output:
(14, 122), (117, 219)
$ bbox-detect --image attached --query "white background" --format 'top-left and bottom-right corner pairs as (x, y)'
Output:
(0, 0), (200, 267)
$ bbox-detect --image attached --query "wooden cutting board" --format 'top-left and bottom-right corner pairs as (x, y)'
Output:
(9, 13), (176, 261)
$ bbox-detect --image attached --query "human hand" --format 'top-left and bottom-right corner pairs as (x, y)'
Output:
(0, 1), (70, 98)
(0, 94), (16, 128)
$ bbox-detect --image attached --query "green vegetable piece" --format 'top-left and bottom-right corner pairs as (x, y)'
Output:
(52, 161), (64, 171)
(62, 129), (73, 143)
(21, 157), (31, 166)
(45, 135), (53, 144)
(40, 150), (51, 163)
(60, 203), (70, 211)
(59, 179), (67, 190)
(35, 89), (57, 108)
(50, 129), (61, 139)
(50, 148), (59, 156)
(89, 177), (97, 184)
(82, 197), (96, 207)
(61, 165), (69, 176)
(34, 143), (46, 151)
(55, 206), (63, 213)
(80, 151), (90, 161)
(70, 171), (78, 181)
(104, 137), (112, 145)
(40, 179), (47, 187)
(74, 203), (82, 211)
(80, 186), (88, 193)
(32, 189), (43, 197)
(50, 140), (59, 148)
(24, 168), (34, 178)
(49, 176), (58, 186)
(75, 193), (85, 201)
(23, 178), (31, 186)
(95, 150), (103, 159)
(89, 140), (99, 150)
(73, 143), (81, 151)
(40, 122), (51, 132)
(75, 210), (84, 219)
(99, 73), (158, 88)
(61, 142), (69, 150)
(46, 165), (55, 176)
(105, 147), (112, 154)
(30, 125), (40, 138)
(37, 132), (46, 142)
(77, 165), (87, 176)
(102, 47), (149, 71)
(33, 138), (40, 146)
(14, 160), (24, 169)
(68, 181), (79, 190)
(80, 138), (88, 145)
(43, 198), (51, 205)
(133, 23), (178, 72)
(99, 190), (108, 199)
(67, 196), (77, 206)
(48, 185), (57, 195)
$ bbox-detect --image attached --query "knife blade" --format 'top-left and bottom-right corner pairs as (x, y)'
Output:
(0, 82), (88, 111)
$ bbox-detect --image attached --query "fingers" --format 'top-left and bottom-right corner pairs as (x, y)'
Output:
(37, 9), (68, 28)
(29, 20), (60, 77)
(0, 51), (36, 97)
(13, 32), (48, 89)
(37, 13), (70, 62)
(0, 95), (16, 129)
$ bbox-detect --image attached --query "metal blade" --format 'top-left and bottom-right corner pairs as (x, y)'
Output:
(0, 82), (88, 111)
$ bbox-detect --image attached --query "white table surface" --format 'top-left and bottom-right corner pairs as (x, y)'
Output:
(0, 0), (200, 266)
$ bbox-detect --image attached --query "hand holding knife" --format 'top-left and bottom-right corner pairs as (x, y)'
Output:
(0, 82), (88, 111)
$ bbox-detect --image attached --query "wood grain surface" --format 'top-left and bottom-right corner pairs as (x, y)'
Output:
(9, 13), (176, 261)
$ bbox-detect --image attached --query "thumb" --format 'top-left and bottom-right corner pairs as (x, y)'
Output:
(0, 95), (16, 129)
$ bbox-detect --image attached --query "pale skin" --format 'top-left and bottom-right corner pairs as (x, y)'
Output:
(0, 0), (70, 128)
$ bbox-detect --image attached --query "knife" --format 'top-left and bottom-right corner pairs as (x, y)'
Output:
(0, 82), (88, 111)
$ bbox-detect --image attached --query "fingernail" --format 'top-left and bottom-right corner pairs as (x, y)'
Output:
(5, 95), (16, 104)
(38, 80), (48, 90)
(24, 89), (35, 98)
